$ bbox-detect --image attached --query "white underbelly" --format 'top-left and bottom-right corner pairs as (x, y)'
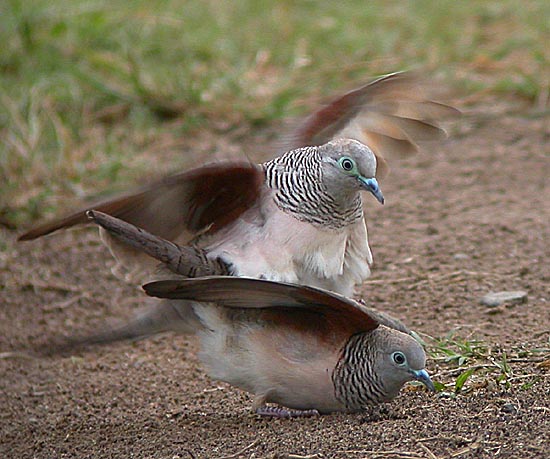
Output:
(205, 209), (372, 295)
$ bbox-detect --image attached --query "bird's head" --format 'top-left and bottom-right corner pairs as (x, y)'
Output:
(374, 327), (435, 401)
(333, 326), (435, 411)
(319, 138), (384, 205)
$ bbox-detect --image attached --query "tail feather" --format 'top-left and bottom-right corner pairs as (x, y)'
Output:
(88, 210), (231, 278)
(38, 299), (202, 356)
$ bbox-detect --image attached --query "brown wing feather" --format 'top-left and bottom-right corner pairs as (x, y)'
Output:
(284, 72), (460, 178)
(19, 162), (264, 242)
(142, 276), (380, 333)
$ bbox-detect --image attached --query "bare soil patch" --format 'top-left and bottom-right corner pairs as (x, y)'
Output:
(1, 101), (549, 458)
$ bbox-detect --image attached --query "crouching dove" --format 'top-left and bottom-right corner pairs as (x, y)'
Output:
(145, 276), (435, 416)
(47, 276), (435, 417)
(19, 72), (459, 296)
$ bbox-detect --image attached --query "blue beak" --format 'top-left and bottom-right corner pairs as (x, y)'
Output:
(411, 369), (435, 392)
(359, 177), (384, 205)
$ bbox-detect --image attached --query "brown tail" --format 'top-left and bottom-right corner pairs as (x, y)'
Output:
(88, 210), (232, 277)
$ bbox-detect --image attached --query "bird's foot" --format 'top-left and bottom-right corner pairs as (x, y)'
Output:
(255, 406), (320, 418)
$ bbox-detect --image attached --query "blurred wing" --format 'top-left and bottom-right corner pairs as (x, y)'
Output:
(19, 161), (264, 242)
(283, 72), (460, 178)
(143, 276), (381, 333)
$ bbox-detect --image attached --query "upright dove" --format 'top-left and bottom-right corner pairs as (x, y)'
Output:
(19, 72), (458, 297)
(49, 276), (434, 417)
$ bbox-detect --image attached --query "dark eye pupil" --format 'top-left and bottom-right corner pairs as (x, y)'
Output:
(394, 353), (404, 364)
(342, 159), (353, 170)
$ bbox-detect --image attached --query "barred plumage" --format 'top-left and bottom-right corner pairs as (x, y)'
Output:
(263, 146), (364, 230)
(19, 72), (457, 297)
(332, 331), (387, 410)
(42, 274), (434, 416)
(140, 276), (434, 415)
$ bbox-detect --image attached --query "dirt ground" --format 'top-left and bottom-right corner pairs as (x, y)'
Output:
(1, 99), (549, 459)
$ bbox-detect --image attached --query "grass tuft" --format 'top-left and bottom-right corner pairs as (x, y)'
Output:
(424, 332), (549, 396)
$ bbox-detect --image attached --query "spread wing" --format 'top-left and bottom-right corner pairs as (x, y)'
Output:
(19, 161), (264, 242)
(282, 72), (460, 178)
(143, 276), (407, 335)
(19, 72), (457, 242)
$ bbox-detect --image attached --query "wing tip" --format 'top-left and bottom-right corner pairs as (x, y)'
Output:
(17, 214), (89, 241)
(142, 280), (174, 298)
(17, 232), (34, 242)
(18, 226), (57, 241)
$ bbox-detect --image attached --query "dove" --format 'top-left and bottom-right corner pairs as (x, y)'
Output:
(141, 277), (435, 415)
(48, 276), (434, 417)
(23, 138), (387, 294)
(19, 72), (458, 296)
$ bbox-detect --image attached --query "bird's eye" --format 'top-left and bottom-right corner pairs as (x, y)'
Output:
(391, 351), (406, 366)
(338, 157), (356, 173)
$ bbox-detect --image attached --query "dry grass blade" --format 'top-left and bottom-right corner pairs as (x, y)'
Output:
(273, 454), (320, 459)
(449, 437), (482, 458)
(42, 295), (84, 311)
(417, 443), (439, 459)
(220, 439), (260, 459)
(364, 269), (505, 288)
(20, 278), (84, 294)
(0, 351), (35, 360)
(340, 450), (424, 458)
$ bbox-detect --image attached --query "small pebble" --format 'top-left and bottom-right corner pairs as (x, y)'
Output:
(501, 403), (518, 414)
(480, 291), (527, 308)
(453, 253), (469, 260)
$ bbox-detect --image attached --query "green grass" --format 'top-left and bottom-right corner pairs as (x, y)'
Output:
(1, 0), (549, 227)
(423, 332), (549, 396)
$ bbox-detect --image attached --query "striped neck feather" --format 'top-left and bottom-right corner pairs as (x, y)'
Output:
(263, 147), (363, 229)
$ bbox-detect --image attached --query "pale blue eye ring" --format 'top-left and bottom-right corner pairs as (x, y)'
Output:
(339, 157), (355, 172)
(391, 351), (406, 365)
